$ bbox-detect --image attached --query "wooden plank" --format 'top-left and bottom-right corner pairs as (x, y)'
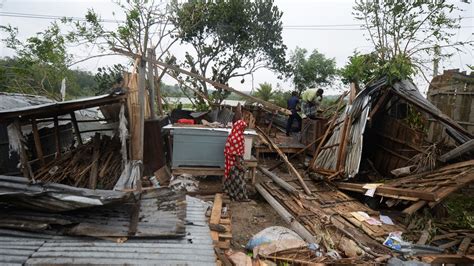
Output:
(69, 112), (83, 145)
(218, 233), (233, 240)
(89, 133), (100, 189)
(220, 219), (231, 225)
(457, 237), (471, 255)
(256, 127), (311, 195)
(421, 254), (474, 264)
(404, 201), (427, 215)
(438, 239), (461, 249)
(214, 247), (232, 266)
(417, 230), (430, 245)
(31, 119), (45, 166)
(432, 232), (458, 242)
(210, 194), (223, 242)
(336, 182), (437, 201)
(172, 167), (224, 176)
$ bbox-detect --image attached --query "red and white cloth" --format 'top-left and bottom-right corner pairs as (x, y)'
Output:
(224, 120), (247, 179)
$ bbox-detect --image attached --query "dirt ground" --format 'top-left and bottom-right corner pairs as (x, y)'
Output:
(194, 171), (288, 252)
(229, 196), (287, 251)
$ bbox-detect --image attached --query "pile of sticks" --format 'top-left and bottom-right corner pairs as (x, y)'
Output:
(34, 134), (123, 190)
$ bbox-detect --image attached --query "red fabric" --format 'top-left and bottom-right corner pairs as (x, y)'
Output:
(224, 120), (247, 179)
(177, 119), (195, 125)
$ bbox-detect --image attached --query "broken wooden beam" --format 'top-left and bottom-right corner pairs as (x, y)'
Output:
(439, 139), (474, 162)
(255, 183), (318, 244)
(70, 111), (83, 145)
(256, 127), (311, 195)
(336, 182), (437, 201)
(31, 118), (45, 166)
(257, 166), (299, 195)
(268, 136), (323, 171)
(210, 193), (223, 242)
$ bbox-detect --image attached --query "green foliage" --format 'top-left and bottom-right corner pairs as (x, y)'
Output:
(340, 52), (415, 86)
(172, 0), (290, 105)
(289, 47), (336, 93)
(0, 23), (72, 99)
(94, 64), (125, 95)
(344, 0), (471, 85)
(253, 83), (274, 101)
(271, 89), (291, 108)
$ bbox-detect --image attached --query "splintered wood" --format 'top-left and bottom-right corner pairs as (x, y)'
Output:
(258, 170), (402, 258)
(209, 194), (233, 264)
(34, 135), (123, 190)
(336, 160), (474, 214)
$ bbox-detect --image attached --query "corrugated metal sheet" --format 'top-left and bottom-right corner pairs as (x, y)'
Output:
(0, 175), (131, 212)
(0, 196), (215, 265)
(0, 186), (186, 239)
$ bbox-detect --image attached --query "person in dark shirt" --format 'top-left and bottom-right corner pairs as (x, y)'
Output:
(286, 91), (302, 136)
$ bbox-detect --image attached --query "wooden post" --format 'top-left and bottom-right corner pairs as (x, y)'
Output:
(53, 116), (61, 159)
(69, 112), (83, 145)
(147, 48), (156, 119)
(13, 120), (34, 180)
(134, 58), (146, 161)
(31, 119), (45, 166)
(88, 133), (101, 189)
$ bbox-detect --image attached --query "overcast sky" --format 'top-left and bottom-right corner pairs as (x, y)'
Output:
(1, 0), (473, 95)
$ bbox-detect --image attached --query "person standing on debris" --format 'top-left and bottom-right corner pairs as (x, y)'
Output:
(286, 91), (302, 136)
(223, 105), (248, 201)
(301, 88), (324, 119)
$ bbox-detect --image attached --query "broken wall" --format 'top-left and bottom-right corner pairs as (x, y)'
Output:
(427, 70), (474, 144)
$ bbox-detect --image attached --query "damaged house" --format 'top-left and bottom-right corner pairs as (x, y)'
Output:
(0, 76), (216, 265)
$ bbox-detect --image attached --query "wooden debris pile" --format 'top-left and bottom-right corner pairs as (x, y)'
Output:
(207, 193), (233, 265)
(34, 134), (122, 190)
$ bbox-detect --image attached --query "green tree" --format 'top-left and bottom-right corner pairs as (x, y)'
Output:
(171, 0), (291, 105)
(0, 23), (72, 99)
(289, 47), (336, 93)
(253, 83), (274, 101)
(341, 0), (472, 86)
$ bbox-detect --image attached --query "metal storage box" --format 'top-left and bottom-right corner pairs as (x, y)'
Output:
(165, 125), (255, 168)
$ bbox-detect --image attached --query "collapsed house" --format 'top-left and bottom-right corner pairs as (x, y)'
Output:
(252, 77), (473, 264)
